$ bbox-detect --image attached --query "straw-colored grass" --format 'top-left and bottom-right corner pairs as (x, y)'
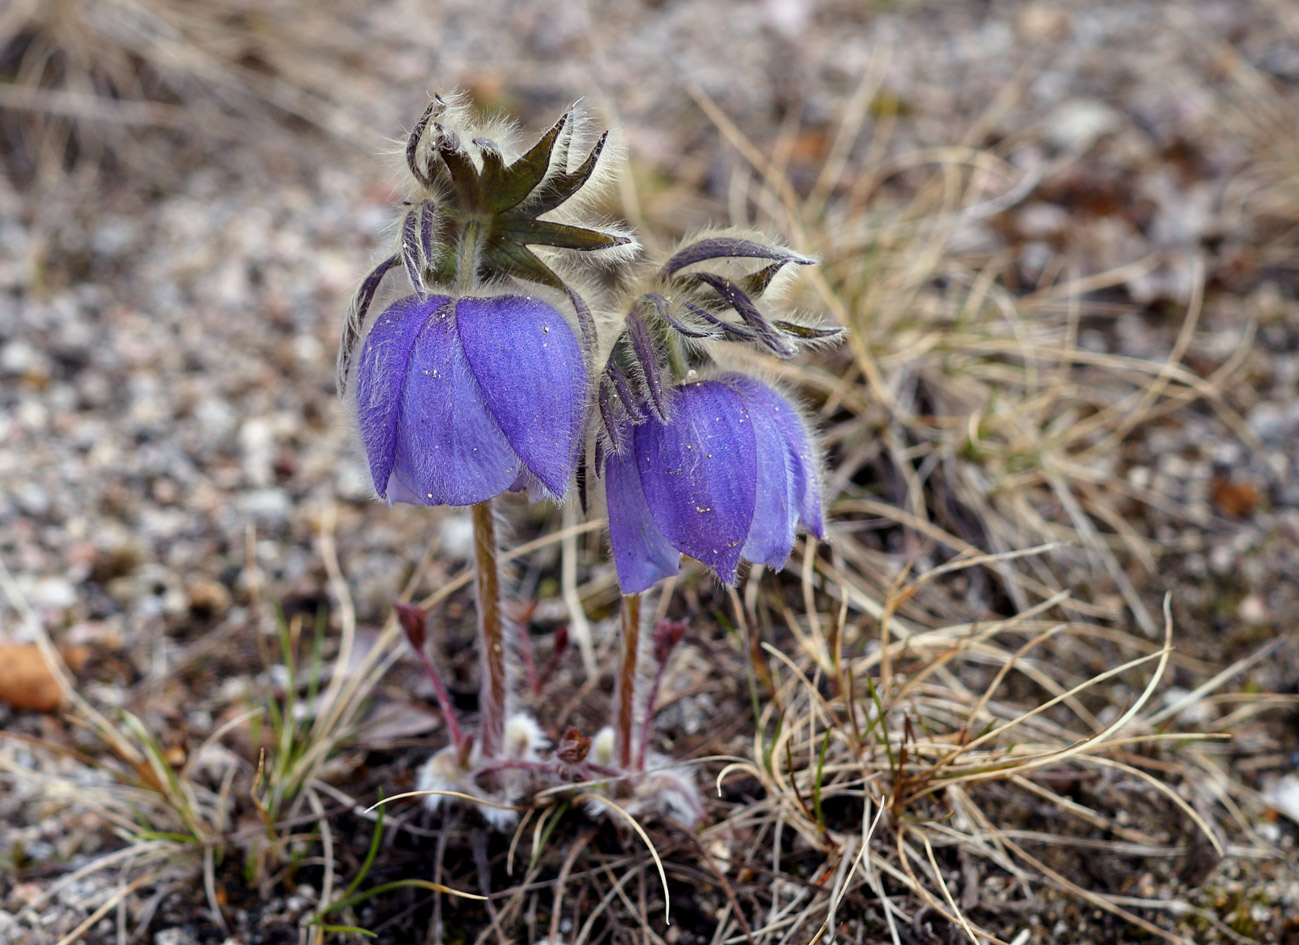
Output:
(2, 36), (1293, 945)
(0, 0), (366, 188)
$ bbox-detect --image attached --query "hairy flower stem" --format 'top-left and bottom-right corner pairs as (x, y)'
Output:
(472, 500), (506, 760)
(456, 223), (480, 292)
(615, 592), (642, 770)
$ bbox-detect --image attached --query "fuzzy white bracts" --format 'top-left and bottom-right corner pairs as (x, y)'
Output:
(583, 727), (704, 830)
(416, 713), (548, 830)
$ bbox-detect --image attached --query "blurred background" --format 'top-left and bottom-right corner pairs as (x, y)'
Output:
(5, 0), (1295, 653)
(2, 0), (1298, 941)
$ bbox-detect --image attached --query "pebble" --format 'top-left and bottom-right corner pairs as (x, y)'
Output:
(1208, 544), (1237, 576)
(235, 488), (291, 524)
(1264, 774), (1299, 825)
(1238, 593), (1268, 624)
(27, 576), (76, 611)
(154, 929), (197, 945)
(1, 341), (48, 378)
(1016, 202), (1070, 238)
(186, 578), (233, 618)
(1044, 99), (1121, 152)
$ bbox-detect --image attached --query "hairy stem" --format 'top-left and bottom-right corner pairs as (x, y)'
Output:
(472, 500), (506, 760)
(456, 221), (480, 292)
(615, 592), (642, 770)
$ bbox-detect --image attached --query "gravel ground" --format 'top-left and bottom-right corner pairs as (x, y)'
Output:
(2, 1), (1297, 942)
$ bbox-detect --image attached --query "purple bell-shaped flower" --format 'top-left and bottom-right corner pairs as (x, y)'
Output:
(605, 373), (824, 593)
(353, 292), (586, 506)
(339, 94), (636, 509)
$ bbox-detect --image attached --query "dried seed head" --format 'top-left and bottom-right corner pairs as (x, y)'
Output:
(557, 727), (592, 764)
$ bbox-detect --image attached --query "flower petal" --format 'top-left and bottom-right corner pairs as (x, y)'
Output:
(456, 296), (585, 499)
(390, 302), (522, 505)
(354, 295), (451, 497)
(635, 380), (756, 584)
(727, 375), (824, 539)
(605, 444), (680, 593)
(738, 399), (797, 569)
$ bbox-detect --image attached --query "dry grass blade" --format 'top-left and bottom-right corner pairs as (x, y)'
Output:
(701, 72), (1254, 625)
(720, 555), (1244, 941)
(0, 0), (369, 185)
(366, 789), (523, 817)
(574, 793), (672, 925)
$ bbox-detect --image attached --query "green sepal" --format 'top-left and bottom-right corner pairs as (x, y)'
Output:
(483, 115), (567, 213)
(498, 219), (629, 253)
(526, 132), (608, 216)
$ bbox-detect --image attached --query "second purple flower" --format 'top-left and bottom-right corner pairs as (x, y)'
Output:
(605, 373), (824, 593)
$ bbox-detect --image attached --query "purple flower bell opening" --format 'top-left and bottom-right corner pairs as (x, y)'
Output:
(605, 374), (824, 593)
(353, 293), (586, 506)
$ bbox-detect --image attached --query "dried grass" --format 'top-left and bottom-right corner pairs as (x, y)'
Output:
(0, 0), (368, 188)
(691, 71), (1260, 637)
(2, 29), (1291, 945)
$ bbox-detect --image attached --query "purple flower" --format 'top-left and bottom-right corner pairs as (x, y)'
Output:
(605, 374), (824, 593)
(353, 293), (586, 506)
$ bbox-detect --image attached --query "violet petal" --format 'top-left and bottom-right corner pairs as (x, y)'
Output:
(635, 380), (757, 584)
(389, 303), (521, 505)
(738, 398), (797, 569)
(355, 295), (451, 498)
(728, 375), (824, 539)
(456, 296), (585, 499)
(605, 445), (681, 594)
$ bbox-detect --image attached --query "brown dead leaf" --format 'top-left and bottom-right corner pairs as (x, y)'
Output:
(1210, 476), (1259, 518)
(0, 642), (86, 712)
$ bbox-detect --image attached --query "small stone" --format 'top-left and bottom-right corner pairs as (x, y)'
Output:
(8, 883), (42, 907)
(1016, 202), (1070, 238)
(1, 340), (50, 379)
(1045, 99), (1121, 152)
(235, 488), (291, 523)
(154, 928), (197, 945)
(240, 416), (277, 488)
(440, 513), (474, 559)
(1017, 3), (1070, 41)
(1210, 476), (1259, 518)
(187, 578), (232, 618)
(29, 576), (76, 610)
(14, 483), (50, 517)
(1264, 774), (1299, 825)
(1160, 687), (1212, 726)
(1238, 594), (1268, 624)
(1246, 402), (1292, 445)
(1208, 544), (1236, 576)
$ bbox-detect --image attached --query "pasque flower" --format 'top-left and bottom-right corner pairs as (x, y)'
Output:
(338, 92), (636, 507)
(339, 95), (639, 829)
(605, 373), (824, 593)
(353, 291), (585, 505)
(598, 232), (841, 593)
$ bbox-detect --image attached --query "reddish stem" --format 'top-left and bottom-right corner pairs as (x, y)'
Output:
(395, 601), (465, 754)
(615, 593), (641, 770)
(472, 501), (506, 760)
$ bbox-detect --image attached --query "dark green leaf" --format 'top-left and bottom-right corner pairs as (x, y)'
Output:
(772, 319), (844, 340)
(527, 131), (608, 216)
(486, 113), (568, 213)
(499, 219), (630, 252)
